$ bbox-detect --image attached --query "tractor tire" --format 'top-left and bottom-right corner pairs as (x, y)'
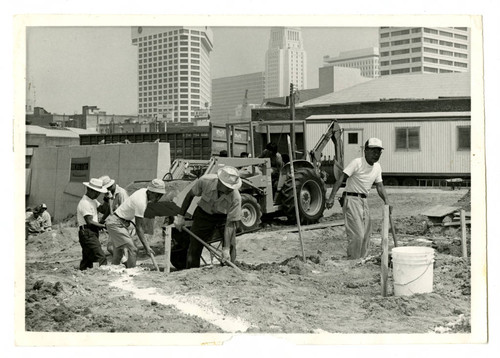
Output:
(239, 193), (262, 233)
(280, 168), (326, 225)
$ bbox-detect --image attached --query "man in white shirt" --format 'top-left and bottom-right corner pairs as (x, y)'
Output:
(98, 175), (130, 255)
(105, 179), (166, 268)
(326, 138), (391, 259)
(76, 178), (108, 270)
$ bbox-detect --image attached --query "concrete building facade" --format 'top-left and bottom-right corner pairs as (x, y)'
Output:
(211, 72), (266, 123)
(379, 27), (470, 76)
(323, 47), (380, 78)
(131, 26), (214, 123)
(265, 27), (307, 98)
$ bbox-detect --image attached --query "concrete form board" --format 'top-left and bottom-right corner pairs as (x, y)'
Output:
(27, 143), (171, 220)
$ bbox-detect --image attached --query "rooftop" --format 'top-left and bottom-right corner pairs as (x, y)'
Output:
(298, 72), (471, 107)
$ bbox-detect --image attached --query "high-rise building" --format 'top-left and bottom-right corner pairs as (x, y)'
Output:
(211, 72), (265, 122)
(265, 27), (307, 98)
(131, 26), (214, 123)
(379, 27), (470, 76)
(323, 47), (380, 78)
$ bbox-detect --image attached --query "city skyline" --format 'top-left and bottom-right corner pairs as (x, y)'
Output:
(26, 26), (379, 116)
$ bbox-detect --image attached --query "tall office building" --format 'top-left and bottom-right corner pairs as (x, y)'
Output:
(265, 27), (307, 98)
(323, 47), (380, 78)
(211, 72), (265, 122)
(379, 27), (470, 76)
(131, 26), (213, 123)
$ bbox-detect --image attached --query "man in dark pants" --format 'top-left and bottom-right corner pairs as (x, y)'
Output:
(174, 166), (242, 269)
(76, 178), (108, 270)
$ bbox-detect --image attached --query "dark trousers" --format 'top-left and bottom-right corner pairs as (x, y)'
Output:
(78, 227), (107, 270)
(186, 207), (227, 269)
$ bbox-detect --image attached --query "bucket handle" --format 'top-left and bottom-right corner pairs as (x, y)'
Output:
(393, 262), (433, 287)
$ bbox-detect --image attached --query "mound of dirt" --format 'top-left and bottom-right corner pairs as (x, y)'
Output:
(454, 189), (471, 211)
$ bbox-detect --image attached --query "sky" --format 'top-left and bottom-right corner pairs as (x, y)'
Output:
(26, 26), (378, 116)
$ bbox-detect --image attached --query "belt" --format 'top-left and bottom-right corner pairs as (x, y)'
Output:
(346, 192), (367, 199)
(79, 224), (96, 231)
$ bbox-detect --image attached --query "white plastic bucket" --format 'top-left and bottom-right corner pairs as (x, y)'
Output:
(391, 246), (435, 296)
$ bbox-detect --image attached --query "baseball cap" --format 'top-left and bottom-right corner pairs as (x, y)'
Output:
(366, 138), (384, 149)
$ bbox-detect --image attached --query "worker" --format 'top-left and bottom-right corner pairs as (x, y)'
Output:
(174, 166), (242, 269)
(98, 175), (130, 255)
(105, 179), (166, 268)
(259, 142), (283, 188)
(37, 203), (52, 231)
(240, 152), (249, 158)
(325, 138), (392, 259)
(76, 178), (109, 270)
(25, 206), (45, 236)
(219, 150), (228, 157)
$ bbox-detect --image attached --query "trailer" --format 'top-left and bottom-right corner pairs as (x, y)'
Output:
(79, 123), (251, 161)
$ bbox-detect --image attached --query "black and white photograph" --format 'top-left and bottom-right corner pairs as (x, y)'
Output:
(9, 8), (493, 353)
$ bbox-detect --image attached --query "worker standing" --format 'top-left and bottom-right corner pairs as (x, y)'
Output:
(174, 166), (242, 269)
(326, 138), (392, 259)
(105, 179), (166, 268)
(76, 178), (109, 270)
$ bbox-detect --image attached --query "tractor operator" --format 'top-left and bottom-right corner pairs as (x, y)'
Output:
(326, 138), (392, 259)
(174, 166), (242, 269)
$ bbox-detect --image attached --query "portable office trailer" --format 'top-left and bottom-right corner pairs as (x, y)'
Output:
(79, 124), (250, 161)
(305, 112), (471, 186)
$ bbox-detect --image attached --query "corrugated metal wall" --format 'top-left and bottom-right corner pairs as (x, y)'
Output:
(305, 119), (470, 175)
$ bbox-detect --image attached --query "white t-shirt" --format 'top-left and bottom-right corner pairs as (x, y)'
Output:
(343, 157), (383, 195)
(77, 195), (100, 226)
(114, 188), (148, 221)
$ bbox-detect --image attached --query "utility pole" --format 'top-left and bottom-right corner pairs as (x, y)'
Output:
(289, 83), (296, 159)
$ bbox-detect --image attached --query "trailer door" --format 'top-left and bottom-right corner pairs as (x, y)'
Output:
(343, 129), (363, 166)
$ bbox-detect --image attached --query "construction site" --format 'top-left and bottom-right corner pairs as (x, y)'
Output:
(22, 116), (475, 338)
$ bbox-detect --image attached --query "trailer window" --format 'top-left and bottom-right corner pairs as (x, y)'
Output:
(396, 127), (420, 150)
(348, 133), (358, 144)
(457, 126), (471, 150)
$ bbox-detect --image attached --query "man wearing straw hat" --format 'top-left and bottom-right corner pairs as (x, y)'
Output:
(325, 138), (391, 259)
(105, 179), (166, 268)
(174, 166), (242, 269)
(97, 175), (129, 255)
(77, 178), (109, 270)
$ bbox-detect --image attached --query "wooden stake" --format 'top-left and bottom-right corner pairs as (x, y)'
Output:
(163, 225), (172, 274)
(460, 209), (467, 258)
(287, 135), (306, 262)
(381, 205), (390, 297)
(389, 211), (398, 248)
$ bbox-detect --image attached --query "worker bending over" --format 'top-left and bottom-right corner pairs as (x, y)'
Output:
(105, 179), (165, 268)
(174, 166), (242, 269)
(326, 138), (391, 259)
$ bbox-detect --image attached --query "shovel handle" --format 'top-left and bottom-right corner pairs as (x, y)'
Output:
(182, 227), (243, 272)
(149, 253), (160, 272)
(389, 213), (398, 247)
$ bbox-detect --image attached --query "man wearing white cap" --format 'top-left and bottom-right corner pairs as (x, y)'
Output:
(105, 179), (166, 268)
(77, 178), (109, 270)
(174, 166), (242, 269)
(326, 138), (391, 259)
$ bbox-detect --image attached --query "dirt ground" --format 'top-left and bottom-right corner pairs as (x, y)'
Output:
(23, 187), (472, 335)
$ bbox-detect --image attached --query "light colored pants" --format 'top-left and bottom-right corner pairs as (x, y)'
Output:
(105, 214), (138, 268)
(343, 196), (372, 259)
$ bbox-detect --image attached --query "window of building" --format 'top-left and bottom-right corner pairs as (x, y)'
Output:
(439, 30), (453, 37)
(412, 57), (421, 62)
(440, 50), (454, 56)
(391, 39), (410, 46)
(423, 66), (439, 73)
(439, 40), (453, 47)
(454, 52), (468, 58)
(423, 28), (438, 34)
(454, 61), (468, 68)
(411, 28), (422, 33)
(348, 133), (358, 144)
(424, 37), (438, 44)
(424, 47), (438, 54)
(411, 67), (421, 72)
(380, 42), (390, 48)
(396, 127), (420, 150)
(391, 49), (410, 55)
(440, 59), (453, 66)
(391, 58), (410, 65)
(454, 33), (468, 40)
(412, 47), (422, 52)
(424, 57), (438, 63)
(457, 126), (471, 150)
(439, 69), (453, 73)
(391, 29), (410, 36)
(454, 43), (468, 49)
(411, 37), (422, 43)
(381, 61), (389, 66)
(381, 32), (390, 38)
(391, 68), (410, 74)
